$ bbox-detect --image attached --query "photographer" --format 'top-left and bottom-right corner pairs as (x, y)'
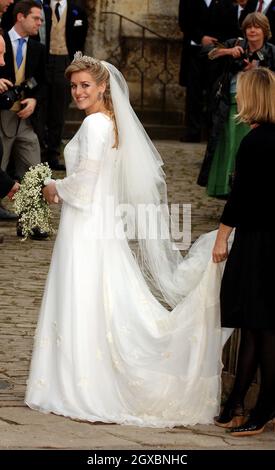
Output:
(0, 0), (46, 183)
(0, 3), (20, 230)
(198, 12), (275, 197)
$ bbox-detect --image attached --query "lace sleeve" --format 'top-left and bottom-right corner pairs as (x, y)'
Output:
(55, 159), (101, 210)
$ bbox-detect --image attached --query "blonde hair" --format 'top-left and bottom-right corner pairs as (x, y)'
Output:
(65, 59), (119, 148)
(236, 67), (275, 125)
(241, 12), (271, 40)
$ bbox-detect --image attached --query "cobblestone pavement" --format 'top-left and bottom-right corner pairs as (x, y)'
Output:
(0, 141), (274, 450)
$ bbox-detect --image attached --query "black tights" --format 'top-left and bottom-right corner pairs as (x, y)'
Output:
(226, 328), (275, 420)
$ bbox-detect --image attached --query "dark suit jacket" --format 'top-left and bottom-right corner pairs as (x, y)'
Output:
(221, 123), (275, 229)
(179, 0), (240, 45)
(1, 0), (88, 61)
(241, 0), (275, 44)
(0, 31), (46, 104)
(0, 139), (14, 198)
(43, 0), (88, 60)
(0, 32), (46, 136)
(178, 0), (240, 85)
(0, 170), (14, 198)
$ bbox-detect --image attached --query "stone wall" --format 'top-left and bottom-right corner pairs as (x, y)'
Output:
(84, 0), (184, 117)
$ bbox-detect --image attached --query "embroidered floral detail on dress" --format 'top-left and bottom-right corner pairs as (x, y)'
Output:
(161, 351), (172, 359)
(106, 332), (113, 344)
(38, 336), (50, 348)
(127, 379), (144, 388)
(112, 358), (121, 370)
(56, 335), (62, 347)
(77, 376), (89, 388)
(35, 378), (47, 389)
(96, 348), (103, 360)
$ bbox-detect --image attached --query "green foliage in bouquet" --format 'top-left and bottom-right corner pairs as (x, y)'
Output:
(13, 163), (54, 240)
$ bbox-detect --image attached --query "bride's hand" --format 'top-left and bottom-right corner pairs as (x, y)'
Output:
(43, 182), (59, 204)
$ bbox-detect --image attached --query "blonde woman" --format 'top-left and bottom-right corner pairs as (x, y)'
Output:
(213, 67), (275, 436)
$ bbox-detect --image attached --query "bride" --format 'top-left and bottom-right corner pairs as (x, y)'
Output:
(25, 52), (231, 427)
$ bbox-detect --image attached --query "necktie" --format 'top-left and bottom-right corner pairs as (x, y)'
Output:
(55, 1), (60, 22)
(257, 0), (264, 12)
(16, 37), (25, 69)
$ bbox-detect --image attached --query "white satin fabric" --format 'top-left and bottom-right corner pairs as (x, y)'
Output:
(25, 113), (231, 427)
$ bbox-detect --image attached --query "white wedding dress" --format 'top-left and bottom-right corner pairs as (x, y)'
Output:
(25, 112), (231, 428)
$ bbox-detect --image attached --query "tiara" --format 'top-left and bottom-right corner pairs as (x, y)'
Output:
(72, 51), (102, 66)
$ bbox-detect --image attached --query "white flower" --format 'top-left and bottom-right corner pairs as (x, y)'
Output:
(13, 163), (54, 240)
(44, 177), (54, 186)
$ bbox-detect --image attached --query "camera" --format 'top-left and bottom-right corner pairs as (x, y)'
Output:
(0, 77), (37, 110)
(242, 49), (264, 63)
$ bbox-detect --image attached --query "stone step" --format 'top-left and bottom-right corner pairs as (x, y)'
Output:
(65, 103), (183, 125)
(64, 103), (184, 139)
(63, 120), (183, 140)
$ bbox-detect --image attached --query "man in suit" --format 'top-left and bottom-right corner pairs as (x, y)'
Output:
(38, 0), (88, 170)
(0, 0), (48, 238)
(0, 1), (20, 227)
(0, 1), (87, 170)
(234, 1), (250, 30)
(0, 0), (46, 180)
(179, 0), (240, 142)
(0, 32), (20, 216)
(240, 0), (275, 43)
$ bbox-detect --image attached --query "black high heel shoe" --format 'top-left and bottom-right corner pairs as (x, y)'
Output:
(229, 416), (275, 437)
(214, 402), (245, 429)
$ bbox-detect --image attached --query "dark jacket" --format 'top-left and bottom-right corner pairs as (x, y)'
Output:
(178, 0), (240, 86)
(43, 0), (88, 60)
(1, 0), (88, 61)
(221, 122), (275, 229)
(0, 135), (13, 199)
(0, 165), (14, 198)
(179, 0), (240, 44)
(197, 38), (275, 186)
(1, 31), (46, 104)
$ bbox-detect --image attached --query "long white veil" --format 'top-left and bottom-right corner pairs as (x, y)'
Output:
(102, 61), (215, 308)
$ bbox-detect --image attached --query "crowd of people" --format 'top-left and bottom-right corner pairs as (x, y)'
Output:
(0, 0), (87, 239)
(179, 0), (275, 198)
(0, 0), (275, 439)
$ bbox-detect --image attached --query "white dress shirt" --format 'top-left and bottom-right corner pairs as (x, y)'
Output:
(8, 27), (29, 60)
(238, 5), (245, 19)
(257, 0), (273, 14)
(51, 0), (67, 18)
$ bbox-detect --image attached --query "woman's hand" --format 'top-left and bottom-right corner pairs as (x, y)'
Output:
(212, 238), (228, 263)
(209, 46), (244, 60)
(43, 182), (59, 204)
(230, 46), (244, 58)
(212, 223), (233, 263)
(243, 59), (258, 71)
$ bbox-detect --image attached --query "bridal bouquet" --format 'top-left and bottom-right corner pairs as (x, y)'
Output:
(13, 163), (54, 240)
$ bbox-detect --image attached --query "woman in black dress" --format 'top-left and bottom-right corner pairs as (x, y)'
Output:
(212, 67), (275, 436)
